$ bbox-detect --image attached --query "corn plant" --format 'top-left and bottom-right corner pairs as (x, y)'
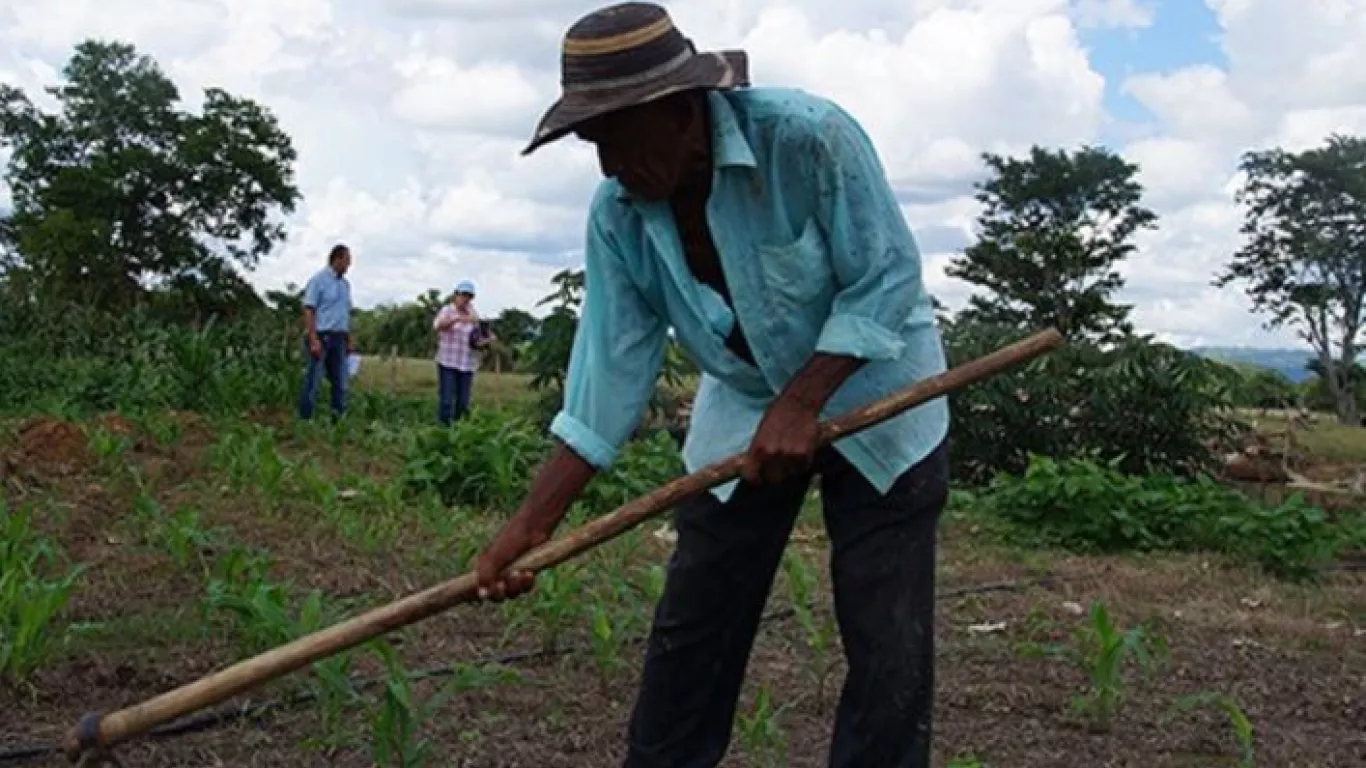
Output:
(1172, 691), (1255, 767)
(781, 550), (837, 712)
(204, 552), (361, 739)
(587, 596), (625, 693)
(84, 422), (132, 470)
(0, 503), (86, 684)
(735, 683), (788, 768)
(368, 642), (455, 768)
(1063, 601), (1167, 731)
(131, 409), (183, 447)
(126, 495), (222, 571)
(208, 426), (292, 500)
(647, 563), (666, 603)
(294, 591), (362, 749)
(202, 545), (289, 653)
(500, 565), (585, 653)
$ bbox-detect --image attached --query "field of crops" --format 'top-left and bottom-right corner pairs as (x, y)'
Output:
(1, 367), (1363, 768)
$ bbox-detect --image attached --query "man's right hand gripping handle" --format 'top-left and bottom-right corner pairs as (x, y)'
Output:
(473, 442), (598, 602)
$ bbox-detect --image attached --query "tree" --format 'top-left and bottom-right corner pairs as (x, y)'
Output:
(0, 40), (300, 317)
(946, 145), (1158, 342)
(491, 307), (540, 345)
(1215, 133), (1366, 425)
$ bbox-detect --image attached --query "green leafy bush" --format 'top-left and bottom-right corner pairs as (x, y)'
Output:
(399, 409), (550, 510)
(975, 455), (1348, 580)
(944, 321), (1245, 484)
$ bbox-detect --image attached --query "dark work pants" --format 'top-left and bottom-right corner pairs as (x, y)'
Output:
(437, 364), (474, 425)
(623, 438), (949, 768)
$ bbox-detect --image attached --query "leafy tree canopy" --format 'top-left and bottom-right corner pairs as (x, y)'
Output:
(947, 144), (1158, 342)
(0, 39), (300, 318)
(1216, 133), (1366, 424)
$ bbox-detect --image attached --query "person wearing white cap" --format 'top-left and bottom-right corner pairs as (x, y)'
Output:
(432, 280), (493, 425)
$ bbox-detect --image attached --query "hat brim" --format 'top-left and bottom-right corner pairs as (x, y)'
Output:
(520, 49), (749, 157)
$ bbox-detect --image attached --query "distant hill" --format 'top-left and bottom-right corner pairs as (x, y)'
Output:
(1190, 346), (1316, 383)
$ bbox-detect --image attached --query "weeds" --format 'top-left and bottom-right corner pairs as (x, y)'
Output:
(1172, 691), (1255, 767)
(976, 455), (1351, 580)
(400, 410), (548, 509)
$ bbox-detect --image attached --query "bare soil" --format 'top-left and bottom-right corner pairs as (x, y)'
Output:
(0, 414), (1363, 767)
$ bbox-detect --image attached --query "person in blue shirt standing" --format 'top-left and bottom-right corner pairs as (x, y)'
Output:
(297, 243), (354, 420)
(476, 4), (951, 767)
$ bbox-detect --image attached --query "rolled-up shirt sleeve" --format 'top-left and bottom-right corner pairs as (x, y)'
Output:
(549, 198), (667, 469)
(809, 105), (926, 362)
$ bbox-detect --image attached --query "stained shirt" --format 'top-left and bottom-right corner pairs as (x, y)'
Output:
(550, 86), (950, 501)
(302, 267), (352, 333)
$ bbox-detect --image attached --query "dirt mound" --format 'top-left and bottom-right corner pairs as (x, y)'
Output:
(94, 412), (138, 438)
(6, 417), (94, 477)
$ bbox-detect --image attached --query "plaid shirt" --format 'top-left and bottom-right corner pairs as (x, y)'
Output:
(434, 305), (480, 372)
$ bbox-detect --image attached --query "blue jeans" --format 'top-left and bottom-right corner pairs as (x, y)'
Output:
(297, 332), (348, 420)
(437, 364), (474, 425)
(623, 439), (949, 768)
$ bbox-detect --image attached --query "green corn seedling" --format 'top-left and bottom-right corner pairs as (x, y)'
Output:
(1068, 601), (1167, 732)
(588, 597), (624, 692)
(369, 641), (461, 768)
(781, 550), (837, 712)
(0, 503), (86, 684)
(736, 683), (788, 768)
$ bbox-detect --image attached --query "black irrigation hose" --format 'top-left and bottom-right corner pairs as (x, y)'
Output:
(0, 576), (1055, 765)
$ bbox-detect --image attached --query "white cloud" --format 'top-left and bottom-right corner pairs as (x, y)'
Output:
(1108, 0), (1366, 347)
(390, 54), (544, 136)
(0, 0), (1363, 347)
(1071, 0), (1155, 29)
(1123, 65), (1257, 140)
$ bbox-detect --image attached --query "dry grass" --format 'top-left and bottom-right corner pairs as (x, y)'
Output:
(1243, 409), (1366, 465)
(351, 354), (537, 407)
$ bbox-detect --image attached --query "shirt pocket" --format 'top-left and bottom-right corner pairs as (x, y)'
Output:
(756, 217), (831, 307)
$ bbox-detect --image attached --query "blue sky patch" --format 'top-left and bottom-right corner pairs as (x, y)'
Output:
(1082, 0), (1226, 132)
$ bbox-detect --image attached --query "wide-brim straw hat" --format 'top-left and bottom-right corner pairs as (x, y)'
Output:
(521, 2), (750, 156)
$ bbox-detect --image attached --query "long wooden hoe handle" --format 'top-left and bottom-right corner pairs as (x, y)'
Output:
(62, 326), (1065, 762)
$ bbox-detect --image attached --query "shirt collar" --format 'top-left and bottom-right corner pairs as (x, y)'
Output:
(614, 89), (757, 201)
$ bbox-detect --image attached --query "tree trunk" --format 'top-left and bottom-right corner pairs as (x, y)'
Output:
(1332, 364), (1359, 425)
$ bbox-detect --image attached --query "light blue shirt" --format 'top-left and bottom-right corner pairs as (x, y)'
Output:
(551, 86), (950, 501)
(302, 267), (352, 333)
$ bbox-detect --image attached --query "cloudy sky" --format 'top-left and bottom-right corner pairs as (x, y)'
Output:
(2, 0), (1364, 348)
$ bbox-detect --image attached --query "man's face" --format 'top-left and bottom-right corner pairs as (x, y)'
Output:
(333, 250), (352, 275)
(574, 94), (703, 201)
(454, 291), (472, 308)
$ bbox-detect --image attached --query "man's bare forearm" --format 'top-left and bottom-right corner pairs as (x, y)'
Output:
(779, 352), (865, 414)
(302, 308), (318, 338)
(518, 440), (599, 527)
